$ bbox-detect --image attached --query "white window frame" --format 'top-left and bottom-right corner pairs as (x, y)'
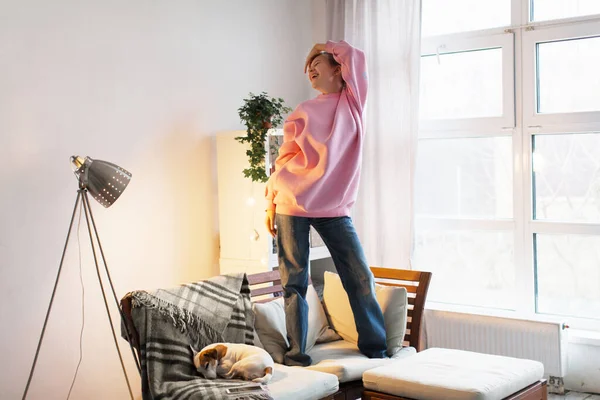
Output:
(522, 20), (600, 128)
(420, 33), (515, 134)
(418, 0), (600, 332)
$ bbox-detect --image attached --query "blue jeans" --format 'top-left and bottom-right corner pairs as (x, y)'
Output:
(276, 214), (387, 366)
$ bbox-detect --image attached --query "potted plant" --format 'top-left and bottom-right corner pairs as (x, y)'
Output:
(236, 92), (292, 183)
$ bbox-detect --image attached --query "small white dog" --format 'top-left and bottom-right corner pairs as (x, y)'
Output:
(193, 343), (274, 383)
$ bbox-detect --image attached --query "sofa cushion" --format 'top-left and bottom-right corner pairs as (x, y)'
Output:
(252, 328), (264, 349)
(322, 271), (408, 356)
(306, 284), (342, 346)
(306, 339), (416, 382)
(253, 285), (341, 363)
(253, 298), (287, 363)
(362, 348), (545, 400)
(268, 363), (338, 400)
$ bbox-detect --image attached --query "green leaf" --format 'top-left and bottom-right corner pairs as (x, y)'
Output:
(236, 91), (291, 182)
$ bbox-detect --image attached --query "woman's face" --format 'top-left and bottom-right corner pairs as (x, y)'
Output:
(308, 54), (341, 93)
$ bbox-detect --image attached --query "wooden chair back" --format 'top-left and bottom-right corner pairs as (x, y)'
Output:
(247, 266), (432, 351)
(370, 267), (431, 351)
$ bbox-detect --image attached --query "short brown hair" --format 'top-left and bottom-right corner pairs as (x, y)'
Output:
(309, 52), (340, 68)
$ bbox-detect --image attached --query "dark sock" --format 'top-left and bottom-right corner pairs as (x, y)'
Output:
(362, 349), (388, 359)
(284, 352), (312, 367)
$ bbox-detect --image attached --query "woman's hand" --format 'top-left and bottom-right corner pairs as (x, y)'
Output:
(265, 209), (277, 238)
(305, 43), (327, 73)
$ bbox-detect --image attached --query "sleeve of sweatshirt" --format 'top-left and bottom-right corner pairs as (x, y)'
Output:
(265, 178), (277, 211)
(265, 124), (301, 211)
(326, 40), (368, 111)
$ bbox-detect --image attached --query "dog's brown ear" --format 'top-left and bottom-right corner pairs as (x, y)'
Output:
(214, 345), (228, 361)
(206, 348), (218, 360)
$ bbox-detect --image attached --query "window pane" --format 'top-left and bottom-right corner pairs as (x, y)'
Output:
(416, 137), (513, 218)
(532, 0), (600, 22)
(422, 0), (511, 37)
(413, 229), (515, 309)
(536, 234), (600, 320)
(533, 133), (600, 223)
(537, 36), (600, 114)
(420, 48), (503, 120)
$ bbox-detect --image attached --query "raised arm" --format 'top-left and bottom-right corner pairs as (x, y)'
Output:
(326, 40), (368, 111)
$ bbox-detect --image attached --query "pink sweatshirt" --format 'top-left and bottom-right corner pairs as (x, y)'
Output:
(265, 40), (367, 218)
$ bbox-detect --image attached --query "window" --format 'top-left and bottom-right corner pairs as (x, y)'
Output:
(420, 49), (504, 120)
(533, 133), (600, 223)
(537, 36), (600, 114)
(420, 34), (514, 131)
(531, 0), (600, 22)
(422, 0), (511, 37)
(414, 229), (516, 309)
(535, 233), (600, 319)
(415, 137), (513, 219)
(417, 0), (600, 330)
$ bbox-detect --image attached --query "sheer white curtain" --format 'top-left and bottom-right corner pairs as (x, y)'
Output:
(326, 0), (421, 269)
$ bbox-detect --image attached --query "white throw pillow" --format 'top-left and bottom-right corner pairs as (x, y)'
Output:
(322, 271), (408, 356)
(253, 285), (341, 363)
(252, 298), (288, 363)
(252, 328), (264, 349)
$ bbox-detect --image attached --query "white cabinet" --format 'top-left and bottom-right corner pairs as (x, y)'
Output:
(216, 130), (331, 275)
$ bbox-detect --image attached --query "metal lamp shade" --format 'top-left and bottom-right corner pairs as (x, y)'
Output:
(72, 156), (132, 208)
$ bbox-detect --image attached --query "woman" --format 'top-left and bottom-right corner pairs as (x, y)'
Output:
(264, 40), (387, 367)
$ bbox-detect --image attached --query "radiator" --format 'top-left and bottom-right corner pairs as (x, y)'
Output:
(424, 309), (569, 378)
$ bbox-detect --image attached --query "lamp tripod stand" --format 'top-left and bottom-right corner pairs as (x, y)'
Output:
(22, 157), (139, 400)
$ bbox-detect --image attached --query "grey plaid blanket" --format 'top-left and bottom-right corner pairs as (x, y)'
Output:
(125, 273), (273, 400)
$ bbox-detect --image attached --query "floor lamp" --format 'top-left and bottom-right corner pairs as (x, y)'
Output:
(22, 156), (139, 400)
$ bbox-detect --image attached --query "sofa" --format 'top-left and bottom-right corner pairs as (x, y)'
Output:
(121, 266), (432, 400)
(122, 267), (549, 400)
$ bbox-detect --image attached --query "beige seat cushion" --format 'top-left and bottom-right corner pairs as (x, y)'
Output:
(267, 363), (338, 400)
(306, 339), (416, 382)
(363, 348), (545, 400)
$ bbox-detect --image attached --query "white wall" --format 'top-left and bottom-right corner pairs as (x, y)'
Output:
(0, 0), (315, 398)
(311, 0), (327, 43)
